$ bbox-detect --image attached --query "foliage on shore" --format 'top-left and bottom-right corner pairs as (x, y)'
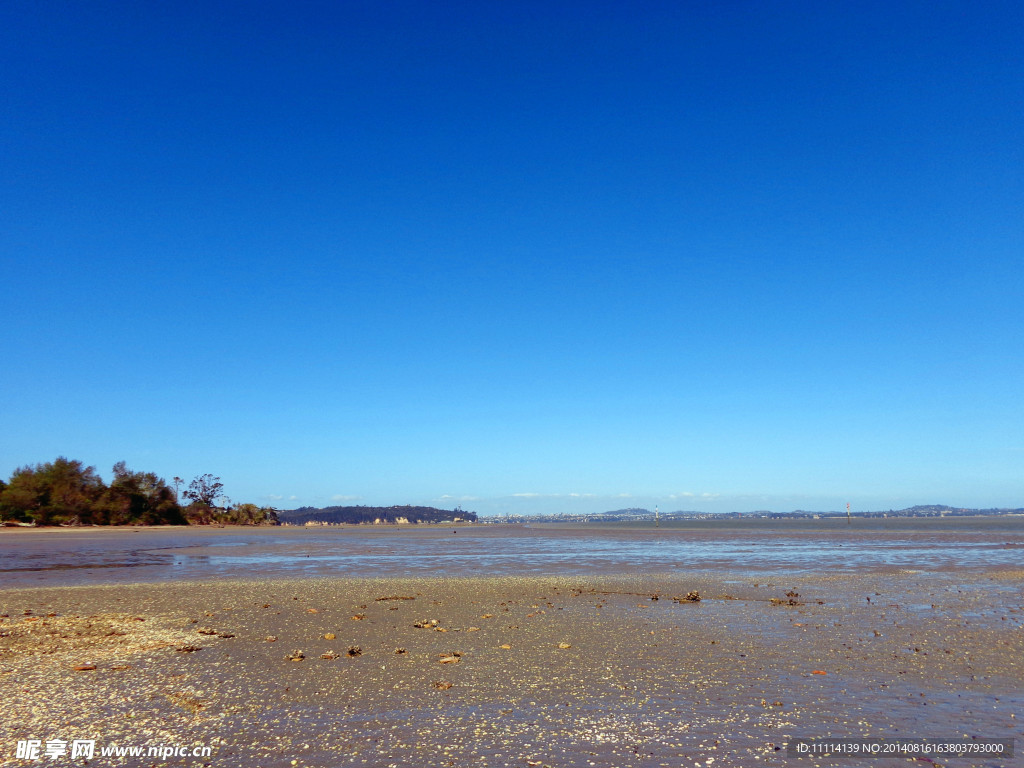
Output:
(0, 457), (278, 527)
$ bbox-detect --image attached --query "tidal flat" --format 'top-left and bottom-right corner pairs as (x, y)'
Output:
(1, 524), (1022, 767)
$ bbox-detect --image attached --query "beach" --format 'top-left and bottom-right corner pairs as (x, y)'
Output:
(1, 526), (1022, 767)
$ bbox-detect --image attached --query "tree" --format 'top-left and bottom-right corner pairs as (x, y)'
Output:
(0, 478), (10, 522)
(1, 460), (274, 527)
(183, 501), (215, 525)
(183, 474), (224, 507)
(100, 461), (184, 525)
(0, 457), (104, 525)
(228, 503), (279, 525)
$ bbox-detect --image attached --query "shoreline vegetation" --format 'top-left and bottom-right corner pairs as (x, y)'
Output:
(0, 457), (276, 528)
(0, 457), (476, 529)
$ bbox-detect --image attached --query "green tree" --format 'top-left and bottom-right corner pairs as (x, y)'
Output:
(182, 501), (214, 524)
(226, 503), (280, 525)
(100, 461), (185, 525)
(183, 474), (224, 506)
(0, 457), (104, 525)
(0, 478), (10, 522)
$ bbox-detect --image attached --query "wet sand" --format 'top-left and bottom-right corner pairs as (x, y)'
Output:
(2, 568), (1021, 767)
(4, 518), (1023, 588)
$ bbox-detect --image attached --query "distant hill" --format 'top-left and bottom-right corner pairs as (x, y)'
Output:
(279, 505), (477, 526)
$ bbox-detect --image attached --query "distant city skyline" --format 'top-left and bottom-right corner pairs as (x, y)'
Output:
(3, 1), (1022, 516)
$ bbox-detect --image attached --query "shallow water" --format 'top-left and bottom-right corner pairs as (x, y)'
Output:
(2, 518), (1022, 587)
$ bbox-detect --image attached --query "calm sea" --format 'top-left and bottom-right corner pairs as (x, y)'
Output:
(2, 517), (1022, 587)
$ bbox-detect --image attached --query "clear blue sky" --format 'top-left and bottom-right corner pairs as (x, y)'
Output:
(2, 1), (1022, 516)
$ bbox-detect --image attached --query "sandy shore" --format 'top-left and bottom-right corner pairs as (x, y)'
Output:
(2, 571), (1022, 767)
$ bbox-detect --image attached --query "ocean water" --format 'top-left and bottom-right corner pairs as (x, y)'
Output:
(1, 517), (1022, 587)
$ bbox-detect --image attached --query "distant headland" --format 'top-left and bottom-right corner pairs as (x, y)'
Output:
(279, 505), (477, 526)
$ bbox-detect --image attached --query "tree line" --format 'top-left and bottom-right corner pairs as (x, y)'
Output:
(0, 457), (278, 526)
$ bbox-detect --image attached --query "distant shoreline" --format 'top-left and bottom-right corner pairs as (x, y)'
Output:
(0, 521), (508, 535)
(5, 514), (1024, 534)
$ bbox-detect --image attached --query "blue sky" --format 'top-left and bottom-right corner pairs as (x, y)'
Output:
(2, 1), (1022, 516)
